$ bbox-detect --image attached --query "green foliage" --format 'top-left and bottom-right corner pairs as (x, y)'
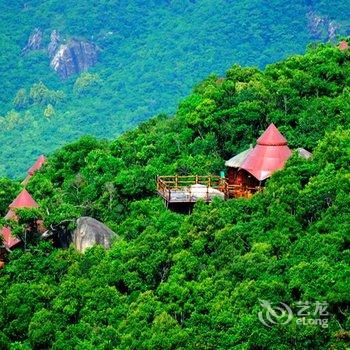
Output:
(0, 1), (350, 177)
(73, 72), (102, 96)
(0, 178), (21, 216)
(43, 104), (55, 118)
(29, 82), (65, 106)
(0, 40), (350, 349)
(13, 89), (29, 110)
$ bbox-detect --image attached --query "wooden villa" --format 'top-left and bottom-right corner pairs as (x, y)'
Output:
(1, 155), (45, 268)
(225, 123), (292, 197)
(0, 188), (39, 266)
(157, 123), (311, 209)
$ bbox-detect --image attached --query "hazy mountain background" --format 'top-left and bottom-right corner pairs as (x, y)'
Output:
(1, 0), (350, 177)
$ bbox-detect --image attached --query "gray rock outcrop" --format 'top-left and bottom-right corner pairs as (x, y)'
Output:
(50, 39), (98, 79)
(307, 5), (339, 40)
(22, 28), (43, 55)
(22, 28), (98, 79)
(72, 217), (118, 253)
(48, 30), (61, 58)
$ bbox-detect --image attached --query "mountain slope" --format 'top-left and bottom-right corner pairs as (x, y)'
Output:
(0, 42), (349, 349)
(1, 0), (350, 177)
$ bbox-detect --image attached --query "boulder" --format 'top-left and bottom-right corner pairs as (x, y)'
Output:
(72, 217), (117, 253)
(50, 39), (98, 79)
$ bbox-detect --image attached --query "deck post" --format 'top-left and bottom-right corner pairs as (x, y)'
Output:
(195, 175), (198, 184)
(175, 175), (179, 189)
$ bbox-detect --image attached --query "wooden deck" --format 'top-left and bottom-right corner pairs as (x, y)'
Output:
(157, 175), (227, 203)
(157, 175), (263, 204)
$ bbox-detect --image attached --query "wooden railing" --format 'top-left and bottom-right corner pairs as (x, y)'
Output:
(157, 175), (226, 189)
(157, 175), (228, 202)
(156, 175), (263, 202)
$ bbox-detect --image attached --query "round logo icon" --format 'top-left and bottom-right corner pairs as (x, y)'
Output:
(258, 299), (293, 327)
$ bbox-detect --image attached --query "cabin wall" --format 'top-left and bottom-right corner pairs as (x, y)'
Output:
(227, 168), (236, 184)
(242, 170), (260, 188)
(0, 247), (7, 263)
(227, 168), (260, 188)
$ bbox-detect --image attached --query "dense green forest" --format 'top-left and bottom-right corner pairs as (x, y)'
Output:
(1, 0), (350, 177)
(0, 42), (349, 349)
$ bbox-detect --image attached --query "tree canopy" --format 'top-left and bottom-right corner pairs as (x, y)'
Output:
(0, 41), (350, 349)
(0, 0), (350, 177)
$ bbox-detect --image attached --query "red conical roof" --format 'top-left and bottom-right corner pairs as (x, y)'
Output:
(9, 189), (38, 209)
(339, 41), (349, 51)
(256, 123), (288, 146)
(1, 227), (21, 249)
(28, 155), (46, 175)
(240, 124), (292, 181)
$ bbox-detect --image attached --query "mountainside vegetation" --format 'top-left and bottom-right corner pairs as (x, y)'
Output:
(1, 0), (350, 177)
(0, 42), (349, 349)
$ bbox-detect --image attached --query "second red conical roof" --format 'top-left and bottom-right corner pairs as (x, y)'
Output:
(1, 227), (21, 249)
(27, 155), (46, 175)
(9, 189), (39, 209)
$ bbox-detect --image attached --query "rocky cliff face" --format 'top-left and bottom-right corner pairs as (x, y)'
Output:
(307, 11), (339, 40)
(48, 30), (60, 58)
(22, 29), (98, 79)
(50, 39), (98, 79)
(21, 28), (43, 55)
(306, 0), (340, 42)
